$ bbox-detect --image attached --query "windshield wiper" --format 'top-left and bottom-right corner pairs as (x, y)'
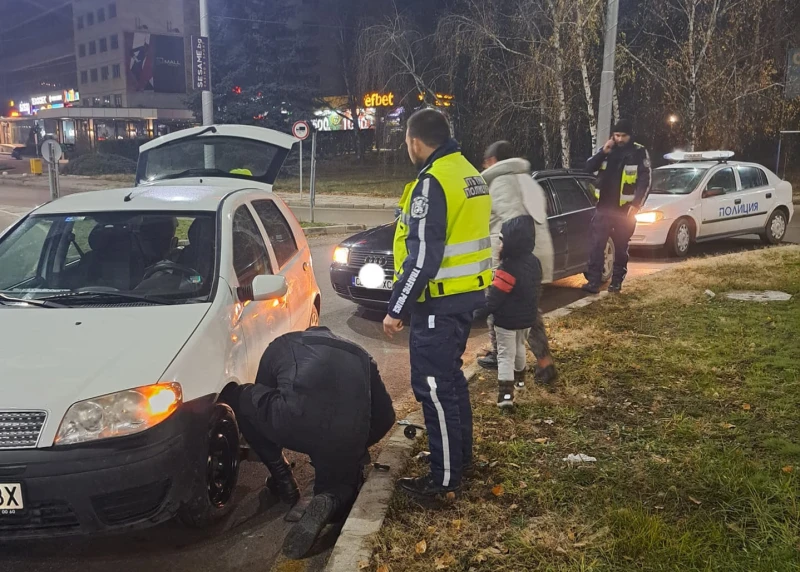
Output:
(40, 289), (175, 306)
(649, 188), (674, 194)
(154, 167), (230, 182)
(0, 292), (64, 308)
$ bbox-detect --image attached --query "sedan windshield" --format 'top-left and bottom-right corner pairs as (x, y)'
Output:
(651, 167), (709, 195)
(0, 211), (216, 305)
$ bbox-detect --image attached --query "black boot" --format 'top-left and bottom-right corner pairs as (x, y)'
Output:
(282, 493), (340, 560)
(581, 282), (601, 294)
(397, 474), (461, 501)
(514, 369), (527, 391)
(608, 280), (623, 293)
(534, 364), (559, 389)
(265, 455), (300, 505)
(497, 380), (515, 409)
(478, 351), (498, 370)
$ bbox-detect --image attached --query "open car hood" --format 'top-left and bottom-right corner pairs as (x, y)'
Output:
(136, 124), (298, 187)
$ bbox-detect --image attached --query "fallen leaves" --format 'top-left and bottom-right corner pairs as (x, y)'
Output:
(720, 422), (736, 430)
(534, 437), (549, 444)
(782, 465), (794, 474)
(415, 539), (427, 554)
(451, 519), (462, 531)
(742, 403), (752, 411)
(491, 484), (505, 497)
(357, 560), (370, 570)
(688, 496), (703, 505)
(377, 565), (389, 572)
(519, 481), (528, 489)
(434, 553), (456, 569)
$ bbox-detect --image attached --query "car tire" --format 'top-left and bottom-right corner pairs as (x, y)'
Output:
(761, 209), (788, 245)
(667, 218), (693, 258)
(179, 403), (241, 528)
(600, 238), (615, 283)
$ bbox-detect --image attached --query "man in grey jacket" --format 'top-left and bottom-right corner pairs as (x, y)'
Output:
(476, 141), (558, 387)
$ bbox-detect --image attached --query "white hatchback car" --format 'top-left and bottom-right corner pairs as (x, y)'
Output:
(631, 151), (794, 256)
(0, 125), (320, 537)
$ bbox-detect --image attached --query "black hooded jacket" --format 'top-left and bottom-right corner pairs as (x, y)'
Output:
(236, 327), (396, 456)
(483, 215), (541, 330)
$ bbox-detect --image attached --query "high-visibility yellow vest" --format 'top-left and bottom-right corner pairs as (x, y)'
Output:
(596, 142), (646, 205)
(393, 152), (492, 301)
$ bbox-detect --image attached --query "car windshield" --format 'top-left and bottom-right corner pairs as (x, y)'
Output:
(651, 167), (709, 195)
(0, 211), (216, 305)
(138, 136), (281, 184)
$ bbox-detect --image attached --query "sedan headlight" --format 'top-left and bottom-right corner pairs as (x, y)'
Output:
(55, 383), (182, 445)
(635, 211), (665, 224)
(333, 246), (350, 265)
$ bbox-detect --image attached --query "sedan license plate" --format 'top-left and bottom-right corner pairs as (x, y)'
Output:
(353, 277), (394, 290)
(0, 483), (24, 514)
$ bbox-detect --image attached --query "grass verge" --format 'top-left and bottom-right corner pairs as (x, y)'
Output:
(372, 246), (800, 572)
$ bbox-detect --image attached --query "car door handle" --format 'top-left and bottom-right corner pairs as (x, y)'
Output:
(553, 221), (567, 235)
(734, 199), (742, 205)
(766, 193), (772, 199)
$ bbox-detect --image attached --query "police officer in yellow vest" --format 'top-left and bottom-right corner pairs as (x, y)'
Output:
(582, 118), (652, 294)
(383, 109), (492, 500)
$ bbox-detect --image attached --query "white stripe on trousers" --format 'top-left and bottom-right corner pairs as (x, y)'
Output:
(426, 376), (451, 487)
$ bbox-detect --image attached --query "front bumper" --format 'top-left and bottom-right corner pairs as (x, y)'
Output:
(330, 264), (391, 309)
(0, 401), (207, 540)
(629, 219), (673, 247)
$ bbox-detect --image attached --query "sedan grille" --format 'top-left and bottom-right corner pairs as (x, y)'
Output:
(0, 411), (47, 449)
(349, 251), (394, 272)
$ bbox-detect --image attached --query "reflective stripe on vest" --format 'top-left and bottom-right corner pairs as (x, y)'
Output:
(393, 152), (492, 301)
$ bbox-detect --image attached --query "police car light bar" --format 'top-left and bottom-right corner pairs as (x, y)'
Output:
(664, 150), (735, 162)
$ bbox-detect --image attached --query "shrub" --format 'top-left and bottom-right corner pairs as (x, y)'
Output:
(61, 153), (137, 176)
(97, 138), (148, 161)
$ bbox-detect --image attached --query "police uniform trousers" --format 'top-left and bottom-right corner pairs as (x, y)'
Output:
(587, 206), (637, 284)
(409, 311), (473, 487)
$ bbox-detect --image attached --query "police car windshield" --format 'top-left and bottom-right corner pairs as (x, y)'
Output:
(651, 167), (708, 195)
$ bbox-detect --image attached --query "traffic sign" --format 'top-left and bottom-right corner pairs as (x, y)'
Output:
(41, 139), (62, 164)
(292, 121), (310, 141)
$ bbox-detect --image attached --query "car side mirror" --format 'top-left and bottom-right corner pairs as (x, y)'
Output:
(702, 187), (725, 199)
(239, 275), (287, 302)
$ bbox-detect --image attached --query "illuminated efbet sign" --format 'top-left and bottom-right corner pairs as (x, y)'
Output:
(363, 92), (395, 107)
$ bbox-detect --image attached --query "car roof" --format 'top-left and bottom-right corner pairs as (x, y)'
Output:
(33, 185), (246, 215)
(659, 161), (770, 171)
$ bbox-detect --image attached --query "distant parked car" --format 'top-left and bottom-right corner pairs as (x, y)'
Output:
(631, 151), (794, 257)
(330, 169), (615, 310)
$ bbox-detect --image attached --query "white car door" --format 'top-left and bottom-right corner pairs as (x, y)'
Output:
(734, 165), (774, 231)
(698, 166), (740, 237)
(230, 202), (291, 380)
(250, 198), (312, 332)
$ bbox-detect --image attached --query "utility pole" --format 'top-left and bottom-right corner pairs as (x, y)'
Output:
(199, 0), (215, 169)
(596, 0), (619, 149)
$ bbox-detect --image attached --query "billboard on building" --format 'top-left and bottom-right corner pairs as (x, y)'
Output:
(126, 33), (186, 94)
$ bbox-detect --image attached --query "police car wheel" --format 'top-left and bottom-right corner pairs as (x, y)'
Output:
(667, 218), (693, 258)
(179, 403), (241, 528)
(761, 210), (788, 245)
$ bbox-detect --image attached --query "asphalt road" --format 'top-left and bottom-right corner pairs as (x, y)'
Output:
(0, 192), (798, 572)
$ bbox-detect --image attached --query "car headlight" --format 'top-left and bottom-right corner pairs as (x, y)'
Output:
(55, 383), (182, 446)
(635, 211), (665, 224)
(333, 246), (350, 265)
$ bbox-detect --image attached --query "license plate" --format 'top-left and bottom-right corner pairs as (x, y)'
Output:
(0, 483), (24, 514)
(353, 277), (394, 290)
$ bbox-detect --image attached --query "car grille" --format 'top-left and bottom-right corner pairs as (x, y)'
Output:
(0, 411), (47, 450)
(348, 250), (394, 272)
(0, 501), (80, 537)
(91, 479), (171, 526)
(348, 287), (392, 303)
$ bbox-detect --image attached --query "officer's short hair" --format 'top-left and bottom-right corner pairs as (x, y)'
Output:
(407, 109), (451, 149)
(484, 141), (514, 162)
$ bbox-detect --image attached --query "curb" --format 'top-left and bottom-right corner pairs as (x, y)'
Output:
(322, 294), (614, 572)
(302, 224), (366, 236)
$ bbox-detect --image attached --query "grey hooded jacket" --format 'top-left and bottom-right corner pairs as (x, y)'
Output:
(481, 158), (554, 283)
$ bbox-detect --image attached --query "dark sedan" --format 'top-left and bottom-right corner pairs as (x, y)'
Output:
(330, 169), (614, 309)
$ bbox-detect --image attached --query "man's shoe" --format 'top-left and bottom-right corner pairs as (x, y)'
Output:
(397, 474), (461, 500)
(514, 369), (527, 391)
(534, 364), (559, 389)
(478, 351), (498, 370)
(282, 493), (339, 560)
(581, 282), (601, 294)
(608, 281), (623, 293)
(265, 456), (300, 505)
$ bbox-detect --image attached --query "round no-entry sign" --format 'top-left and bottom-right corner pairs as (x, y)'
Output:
(41, 139), (63, 164)
(292, 121), (310, 141)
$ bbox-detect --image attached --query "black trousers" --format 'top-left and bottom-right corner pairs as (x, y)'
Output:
(586, 207), (637, 284)
(230, 399), (364, 505)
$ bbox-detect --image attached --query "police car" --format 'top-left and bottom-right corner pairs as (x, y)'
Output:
(630, 151), (794, 257)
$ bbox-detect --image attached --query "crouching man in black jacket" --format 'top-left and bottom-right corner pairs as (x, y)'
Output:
(224, 327), (395, 560)
(477, 216), (543, 408)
